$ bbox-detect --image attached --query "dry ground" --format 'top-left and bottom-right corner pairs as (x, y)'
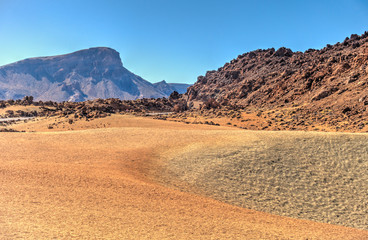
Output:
(0, 115), (367, 239)
(158, 130), (368, 230)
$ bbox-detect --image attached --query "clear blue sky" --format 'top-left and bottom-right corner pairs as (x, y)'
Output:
(0, 0), (368, 84)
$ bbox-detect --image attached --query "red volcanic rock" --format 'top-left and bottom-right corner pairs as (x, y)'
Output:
(186, 31), (368, 117)
(274, 47), (293, 57)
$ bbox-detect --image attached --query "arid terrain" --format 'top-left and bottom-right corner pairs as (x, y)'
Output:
(158, 130), (368, 230)
(1, 31), (368, 239)
(1, 114), (367, 239)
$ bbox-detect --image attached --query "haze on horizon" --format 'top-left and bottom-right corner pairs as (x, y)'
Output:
(0, 0), (368, 84)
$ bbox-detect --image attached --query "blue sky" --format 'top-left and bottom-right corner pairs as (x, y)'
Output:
(0, 0), (368, 84)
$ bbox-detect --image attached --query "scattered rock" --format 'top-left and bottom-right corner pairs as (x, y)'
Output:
(311, 88), (338, 101)
(273, 47), (293, 57)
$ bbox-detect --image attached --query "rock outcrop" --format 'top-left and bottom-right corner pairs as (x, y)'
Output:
(186, 32), (368, 119)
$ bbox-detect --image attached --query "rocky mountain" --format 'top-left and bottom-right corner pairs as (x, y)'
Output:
(187, 31), (368, 119)
(0, 47), (184, 101)
(153, 80), (191, 95)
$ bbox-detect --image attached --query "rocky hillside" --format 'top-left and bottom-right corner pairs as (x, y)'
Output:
(0, 47), (184, 102)
(187, 31), (368, 120)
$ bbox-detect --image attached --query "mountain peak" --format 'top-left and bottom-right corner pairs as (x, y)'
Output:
(54, 47), (124, 68)
(0, 47), (190, 101)
(153, 80), (191, 95)
(72, 47), (122, 64)
(0, 48), (168, 101)
(155, 80), (168, 84)
(3, 47), (123, 70)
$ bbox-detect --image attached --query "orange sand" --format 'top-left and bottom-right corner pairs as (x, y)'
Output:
(0, 115), (367, 239)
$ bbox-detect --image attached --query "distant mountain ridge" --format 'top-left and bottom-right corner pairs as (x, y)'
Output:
(153, 80), (191, 96)
(0, 47), (190, 101)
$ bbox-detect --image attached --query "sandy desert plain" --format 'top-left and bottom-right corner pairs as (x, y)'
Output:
(0, 114), (368, 239)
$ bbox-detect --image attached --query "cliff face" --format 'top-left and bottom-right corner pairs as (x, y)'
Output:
(187, 32), (368, 117)
(0, 47), (173, 101)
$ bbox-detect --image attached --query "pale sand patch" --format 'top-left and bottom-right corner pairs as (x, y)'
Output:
(0, 115), (367, 239)
(159, 130), (368, 230)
